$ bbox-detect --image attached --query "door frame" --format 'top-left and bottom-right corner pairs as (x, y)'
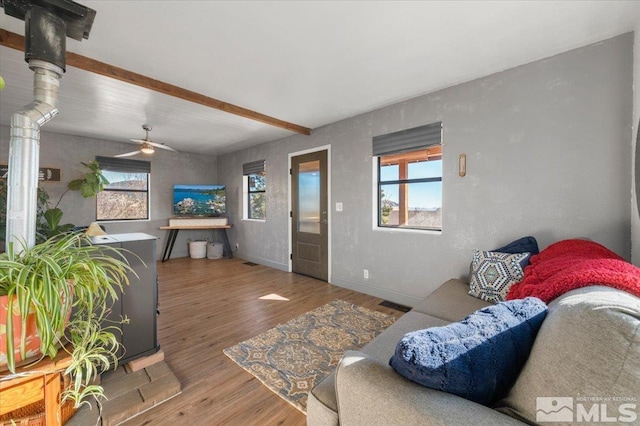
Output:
(288, 145), (332, 282)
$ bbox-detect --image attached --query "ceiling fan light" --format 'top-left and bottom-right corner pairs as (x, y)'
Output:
(141, 145), (155, 154)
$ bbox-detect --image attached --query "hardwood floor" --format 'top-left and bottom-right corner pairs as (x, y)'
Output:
(123, 257), (403, 426)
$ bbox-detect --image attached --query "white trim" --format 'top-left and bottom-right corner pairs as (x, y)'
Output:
(242, 175), (249, 219)
(97, 219), (151, 224)
(371, 156), (378, 230)
(288, 144), (332, 283)
(374, 227), (442, 236)
(330, 276), (423, 308)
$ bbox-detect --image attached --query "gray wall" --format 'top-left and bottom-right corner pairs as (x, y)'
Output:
(219, 33), (633, 307)
(0, 127), (218, 259)
(632, 28), (640, 266)
(1, 34), (632, 305)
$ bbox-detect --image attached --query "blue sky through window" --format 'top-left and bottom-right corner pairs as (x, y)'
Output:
(380, 160), (442, 209)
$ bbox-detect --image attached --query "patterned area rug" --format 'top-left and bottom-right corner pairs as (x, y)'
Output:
(223, 300), (396, 413)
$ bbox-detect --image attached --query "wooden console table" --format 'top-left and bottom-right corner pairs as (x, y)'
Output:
(0, 349), (73, 425)
(159, 225), (233, 262)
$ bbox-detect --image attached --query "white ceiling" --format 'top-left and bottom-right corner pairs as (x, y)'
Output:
(1, 1), (640, 156)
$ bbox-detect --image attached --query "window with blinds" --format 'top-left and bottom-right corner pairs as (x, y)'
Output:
(95, 156), (150, 221)
(243, 160), (266, 220)
(373, 122), (442, 231)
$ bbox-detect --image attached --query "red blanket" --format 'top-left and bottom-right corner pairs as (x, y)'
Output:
(507, 239), (640, 303)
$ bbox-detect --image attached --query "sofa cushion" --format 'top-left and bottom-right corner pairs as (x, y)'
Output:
(413, 279), (493, 322)
(496, 286), (640, 423)
(390, 298), (548, 406)
(336, 351), (527, 426)
(307, 311), (449, 425)
(361, 311), (450, 361)
(469, 250), (529, 303)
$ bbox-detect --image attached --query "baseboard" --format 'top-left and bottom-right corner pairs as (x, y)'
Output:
(330, 276), (423, 308)
(238, 253), (289, 272)
(231, 258), (423, 307)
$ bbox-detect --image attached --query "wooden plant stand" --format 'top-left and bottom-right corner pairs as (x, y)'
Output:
(0, 349), (73, 426)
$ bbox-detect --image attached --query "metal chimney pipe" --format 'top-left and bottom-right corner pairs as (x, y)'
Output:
(5, 5), (66, 250)
(2, 0), (95, 250)
(6, 59), (62, 249)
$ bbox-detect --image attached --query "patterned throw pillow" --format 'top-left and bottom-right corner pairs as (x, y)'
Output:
(469, 250), (529, 302)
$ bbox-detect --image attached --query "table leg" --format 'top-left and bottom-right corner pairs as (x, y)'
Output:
(162, 229), (179, 262)
(219, 229), (233, 259)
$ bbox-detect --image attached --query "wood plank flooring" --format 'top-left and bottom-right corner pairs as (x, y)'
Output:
(122, 257), (403, 426)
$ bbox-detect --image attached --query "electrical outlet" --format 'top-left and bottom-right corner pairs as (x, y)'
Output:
(363, 269), (369, 279)
(336, 202), (343, 212)
(235, 243), (239, 251)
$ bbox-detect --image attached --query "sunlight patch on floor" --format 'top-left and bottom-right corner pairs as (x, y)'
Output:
(259, 293), (290, 301)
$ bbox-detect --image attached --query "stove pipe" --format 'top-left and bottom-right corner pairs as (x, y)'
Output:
(1, 0), (95, 250)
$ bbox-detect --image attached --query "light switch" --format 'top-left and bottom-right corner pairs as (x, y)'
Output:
(336, 202), (343, 212)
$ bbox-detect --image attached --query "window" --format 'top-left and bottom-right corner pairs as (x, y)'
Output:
(243, 160), (266, 220)
(374, 122), (442, 231)
(95, 156), (150, 221)
(248, 174), (266, 219)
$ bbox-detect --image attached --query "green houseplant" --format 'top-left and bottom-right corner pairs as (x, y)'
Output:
(0, 160), (109, 247)
(0, 232), (133, 407)
(37, 160), (109, 241)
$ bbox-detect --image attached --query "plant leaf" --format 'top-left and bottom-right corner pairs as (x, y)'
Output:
(43, 208), (63, 230)
(67, 179), (83, 191)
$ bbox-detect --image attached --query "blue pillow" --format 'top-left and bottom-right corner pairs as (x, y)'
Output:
(389, 298), (548, 406)
(493, 236), (539, 255)
(492, 236), (538, 269)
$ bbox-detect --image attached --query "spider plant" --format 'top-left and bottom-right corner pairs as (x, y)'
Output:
(0, 232), (134, 407)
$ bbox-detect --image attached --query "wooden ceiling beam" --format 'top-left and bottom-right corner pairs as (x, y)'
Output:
(0, 29), (312, 136)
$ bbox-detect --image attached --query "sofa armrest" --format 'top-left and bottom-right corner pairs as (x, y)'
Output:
(335, 351), (525, 426)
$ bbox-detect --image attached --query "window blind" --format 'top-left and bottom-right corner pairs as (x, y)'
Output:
(96, 156), (151, 173)
(243, 159), (266, 175)
(372, 122), (442, 156)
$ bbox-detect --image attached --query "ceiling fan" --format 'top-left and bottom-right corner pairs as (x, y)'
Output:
(115, 124), (179, 157)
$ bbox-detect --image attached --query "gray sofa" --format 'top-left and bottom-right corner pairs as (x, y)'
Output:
(307, 279), (640, 425)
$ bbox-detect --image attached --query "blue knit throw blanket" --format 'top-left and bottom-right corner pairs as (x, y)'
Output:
(389, 297), (548, 405)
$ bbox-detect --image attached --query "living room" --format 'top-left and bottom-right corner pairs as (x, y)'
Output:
(1, 1), (640, 425)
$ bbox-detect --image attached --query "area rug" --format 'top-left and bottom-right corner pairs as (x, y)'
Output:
(223, 300), (396, 413)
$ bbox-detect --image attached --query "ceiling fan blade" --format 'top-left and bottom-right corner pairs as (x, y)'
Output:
(130, 138), (147, 145)
(115, 150), (142, 157)
(146, 141), (179, 152)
